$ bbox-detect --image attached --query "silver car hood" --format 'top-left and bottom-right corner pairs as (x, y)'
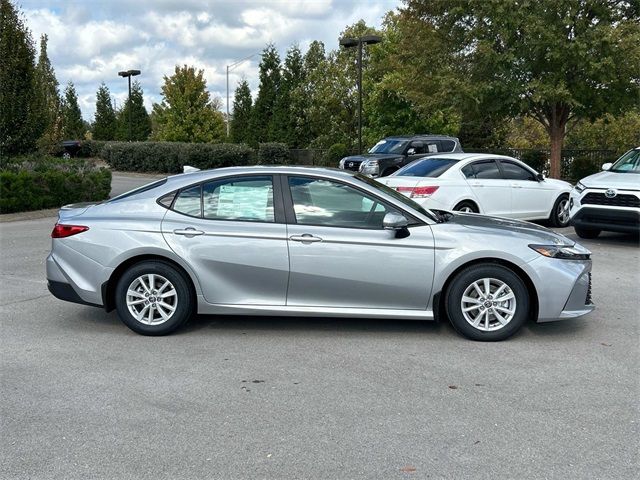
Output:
(443, 212), (573, 245)
(580, 171), (640, 190)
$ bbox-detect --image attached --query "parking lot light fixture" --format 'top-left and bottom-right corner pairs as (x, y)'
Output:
(339, 35), (383, 154)
(118, 69), (141, 141)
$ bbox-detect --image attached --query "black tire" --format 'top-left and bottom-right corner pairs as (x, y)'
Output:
(550, 194), (570, 228)
(380, 167), (398, 177)
(115, 261), (194, 335)
(453, 200), (479, 213)
(445, 264), (530, 341)
(574, 227), (601, 239)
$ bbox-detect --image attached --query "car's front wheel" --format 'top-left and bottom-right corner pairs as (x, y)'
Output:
(115, 261), (194, 335)
(550, 194), (570, 227)
(445, 264), (529, 341)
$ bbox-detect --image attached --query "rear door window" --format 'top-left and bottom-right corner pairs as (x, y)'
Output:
(464, 160), (502, 179)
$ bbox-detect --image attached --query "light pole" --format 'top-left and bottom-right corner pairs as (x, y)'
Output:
(339, 35), (382, 154)
(118, 69), (141, 141)
(226, 53), (260, 137)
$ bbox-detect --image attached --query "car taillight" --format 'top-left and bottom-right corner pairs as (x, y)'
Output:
(396, 186), (439, 198)
(51, 224), (89, 238)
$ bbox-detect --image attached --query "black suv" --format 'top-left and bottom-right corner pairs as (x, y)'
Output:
(338, 135), (463, 177)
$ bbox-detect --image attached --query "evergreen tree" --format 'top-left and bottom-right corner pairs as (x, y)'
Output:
(34, 34), (62, 153)
(0, 0), (38, 155)
(93, 83), (116, 140)
(116, 81), (151, 141)
(271, 44), (305, 146)
(249, 44), (281, 145)
(229, 79), (252, 144)
(61, 81), (84, 139)
(299, 41), (327, 147)
(151, 66), (224, 142)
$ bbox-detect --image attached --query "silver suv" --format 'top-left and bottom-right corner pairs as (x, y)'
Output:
(569, 147), (640, 238)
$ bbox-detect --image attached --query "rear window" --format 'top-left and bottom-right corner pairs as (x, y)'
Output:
(108, 178), (167, 202)
(396, 158), (457, 177)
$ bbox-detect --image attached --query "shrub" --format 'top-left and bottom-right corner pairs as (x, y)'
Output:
(257, 143), (290, 165)
(100, 142), (255, 173)
(324, 143), (349, 167)
(521, 149), (548, 174)
(77, 140), (107, 158)
(0, 156), (112, 213)
(568, 155), (605, 182)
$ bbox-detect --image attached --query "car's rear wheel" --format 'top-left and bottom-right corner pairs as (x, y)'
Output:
(445, 264), (529, 341)
(550, 194), (570, 227)
(115, 261), (194, 335)
(574, 227), (601, 239)
(453, 201), (478, 213)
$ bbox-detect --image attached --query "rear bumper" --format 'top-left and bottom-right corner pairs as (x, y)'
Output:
(48, 281), (101, 308)
(571, 207), (640, 233)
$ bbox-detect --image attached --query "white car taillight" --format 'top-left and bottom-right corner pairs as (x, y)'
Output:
(396, 186), (439, 198)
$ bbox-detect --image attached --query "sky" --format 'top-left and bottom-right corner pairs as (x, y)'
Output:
(19, 0), (401, 121)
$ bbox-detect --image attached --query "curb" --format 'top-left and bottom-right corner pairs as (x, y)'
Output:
(0, 208), (59, 223)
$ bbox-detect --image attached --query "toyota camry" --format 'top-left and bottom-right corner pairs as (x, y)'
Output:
(46, 166), (594, 341)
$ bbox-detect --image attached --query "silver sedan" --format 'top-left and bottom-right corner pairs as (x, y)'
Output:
(46, 167), (594, 341)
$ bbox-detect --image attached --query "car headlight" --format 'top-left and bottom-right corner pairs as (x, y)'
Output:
(529, 244), (590, 260)
(359, 160), (379, 175)
(574, 181), (586, 193)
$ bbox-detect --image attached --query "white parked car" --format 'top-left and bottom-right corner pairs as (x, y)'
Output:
(569, 147), (640, 238)
(377, 153), (572, 227)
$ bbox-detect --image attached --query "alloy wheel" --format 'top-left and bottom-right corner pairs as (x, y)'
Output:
(557, 198), (570, 225)
(126, 274), (178, 325)
(460, 277), (517, 332)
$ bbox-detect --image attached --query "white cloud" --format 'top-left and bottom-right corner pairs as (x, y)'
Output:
(21, 0), (401, 120)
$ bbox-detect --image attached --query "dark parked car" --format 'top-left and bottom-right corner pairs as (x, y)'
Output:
(338, 135), (463, 177)
(59, 140), (82, 158)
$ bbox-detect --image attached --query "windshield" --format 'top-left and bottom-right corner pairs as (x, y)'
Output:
(368, 139), (408, 154)
(396, 158), (458, 177)
(353, 173), (437, 222)
(610, 149), (640, 173)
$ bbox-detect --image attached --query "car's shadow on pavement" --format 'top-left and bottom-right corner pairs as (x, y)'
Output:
(183, 314), (449, 337)
(564, 231), (639, 246)
(524, 317), (591, 338)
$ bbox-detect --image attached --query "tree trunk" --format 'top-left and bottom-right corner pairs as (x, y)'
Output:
(547, 103), (569, 179)
(549, 122), (564, 179)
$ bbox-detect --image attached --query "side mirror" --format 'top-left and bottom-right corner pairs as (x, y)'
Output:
(406, 148), (416, 155)
(383, 212), (409, 230)
(383, 212), (410, 238)
(601, 163), (612, 171)
(536, 172), (545, 181)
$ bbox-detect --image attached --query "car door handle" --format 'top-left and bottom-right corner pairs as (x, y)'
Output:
(470, 182), (484, 187)
(511, 184), (523, 189)
(174, 228), (204, 237)
(289, 234), (322, 243)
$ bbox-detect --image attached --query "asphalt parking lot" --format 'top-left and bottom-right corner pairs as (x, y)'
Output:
(1, 176), (638, 479)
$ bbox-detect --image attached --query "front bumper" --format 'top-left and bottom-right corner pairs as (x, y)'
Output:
(526, 255), (595, 322)
(571, 206), (640, 233)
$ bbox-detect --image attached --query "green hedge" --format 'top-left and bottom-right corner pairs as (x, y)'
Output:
(100, 141), (254, 173)
(257, 142), (290, 164)
(0, 156), (112, 214)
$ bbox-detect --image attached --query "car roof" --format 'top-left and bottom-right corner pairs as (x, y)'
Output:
(165, 165), (357, 186)
(408, 153), (517, 162)
(384, 134), (458, 141)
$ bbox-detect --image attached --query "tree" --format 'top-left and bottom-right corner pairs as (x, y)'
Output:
(0, 0), (38, 155)
(271, 44), (305, 146)
(93, 83), (116, 140)
(152, 65), (224, 142)
(116, 81), (151, 141)
(229, 79), (252, 144)
(33, 34), (62, 153)
(401, 0), (640, 177)
(249, 44), (281, 144)
(61, 81), (84, 139)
